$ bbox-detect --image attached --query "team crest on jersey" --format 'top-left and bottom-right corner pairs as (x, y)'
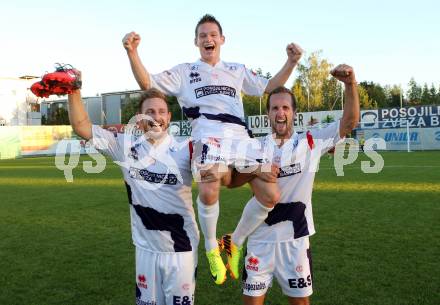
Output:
(189, 72), (202, 84)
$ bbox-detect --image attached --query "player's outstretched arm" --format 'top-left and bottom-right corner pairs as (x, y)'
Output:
(123, 32), (151, 90)
(67, 88), (92, 141)
(265, 43), (303, 93)
(331, 64), (360, 137)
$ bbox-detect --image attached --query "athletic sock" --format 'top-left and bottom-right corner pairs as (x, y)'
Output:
(232, 197), (273, 247)
(197, 196), (220, 251)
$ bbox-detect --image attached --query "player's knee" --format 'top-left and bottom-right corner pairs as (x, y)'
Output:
(198, 182), (220, 204)
(256, 188), (280, 208)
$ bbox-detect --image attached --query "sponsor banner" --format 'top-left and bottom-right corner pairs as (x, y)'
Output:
(0, 127), (21, 159)
(169, 121), (192, 137)
(20, 126), (73, 156)
(362, 105), (440, 129)
(295, 110), (342, 132)
(0, 123), (191, 159)
(249, 105), (440, 134)
(361, 127), (440, 150)
(360, 110), (379, 129)
(247, 110), (342, 134)
(247, 115), (271, 135)
(0, 126), (100, 159)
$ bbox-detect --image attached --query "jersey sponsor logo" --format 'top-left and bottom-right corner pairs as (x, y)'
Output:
(129, 167), (178, 185)
(190, 65), (198, 71)
(194, 85), (236, 99)
(173, 295), (193, 305)
(246, 256), (260, 271)
(189, 72), (202, 84)
(278, 163), (302, 178)
(265, 202), (309, 239)
(228, 65), (237, 71)
(137, 274), (148, 289)
(242, 281), (266, 291)
(288, 274), (312, 289)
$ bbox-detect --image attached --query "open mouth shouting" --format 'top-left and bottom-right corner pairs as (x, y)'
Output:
(147, 120), (164, 130)
(204, 43), (215, 53)
(275, 117), (287, 127)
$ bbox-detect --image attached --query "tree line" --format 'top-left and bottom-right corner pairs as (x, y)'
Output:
(251, 50), (439, 115)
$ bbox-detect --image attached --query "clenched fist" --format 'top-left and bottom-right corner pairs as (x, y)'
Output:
(330, 64), (356, 85)
(122, 31), (141, 52)
(286, 43), (303, 64)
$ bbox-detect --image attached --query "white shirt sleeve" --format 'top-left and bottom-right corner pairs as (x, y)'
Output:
(242, 66), (269, 96)
(91, 125), (124, 161)
(150, 64), (182, 96)
(310, 120), (345, 156)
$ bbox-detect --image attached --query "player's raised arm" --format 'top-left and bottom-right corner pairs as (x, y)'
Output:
(331, 64), (360, 137)
(265, 43), (303, 93)
(67, 74), (92, 140)
(123, 32), (151, 90)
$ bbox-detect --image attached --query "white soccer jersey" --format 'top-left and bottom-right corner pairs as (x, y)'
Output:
(248, 121), (343, 243)
(91, 125), (199, 253)
(150, 60), (269, 139)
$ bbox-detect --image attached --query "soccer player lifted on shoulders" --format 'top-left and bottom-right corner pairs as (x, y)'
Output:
(122, 14), (302, 284)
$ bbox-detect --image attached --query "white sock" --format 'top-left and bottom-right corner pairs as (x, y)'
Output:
(232, 197), (273, 247)
(197, 196), (220, 251)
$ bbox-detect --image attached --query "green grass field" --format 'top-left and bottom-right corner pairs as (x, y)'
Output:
(1, 151), (439, 305)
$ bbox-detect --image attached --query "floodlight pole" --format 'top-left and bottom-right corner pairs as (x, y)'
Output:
(259, 96), (262, 116)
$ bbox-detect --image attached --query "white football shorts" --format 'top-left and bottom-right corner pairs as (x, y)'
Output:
(135, 247), (197, 305)
(242, 237), (313, 298)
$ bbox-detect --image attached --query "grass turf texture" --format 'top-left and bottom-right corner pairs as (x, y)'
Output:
(0, 151), (439, 305)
